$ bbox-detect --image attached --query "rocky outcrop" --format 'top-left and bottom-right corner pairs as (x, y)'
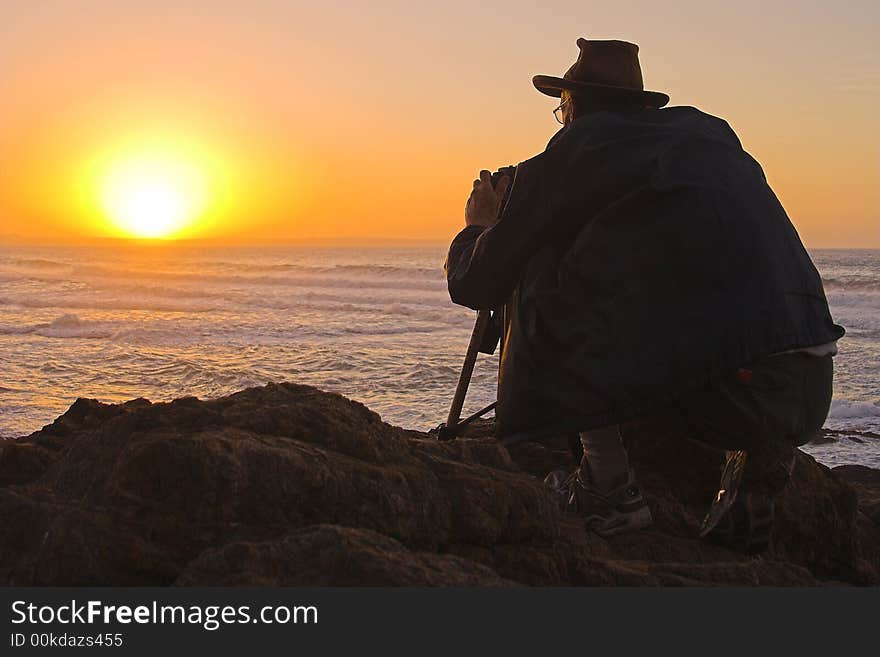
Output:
(0, 383), (877, 586)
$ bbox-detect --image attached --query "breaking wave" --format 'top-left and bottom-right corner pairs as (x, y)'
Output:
(829, 399), (880, 420)
(0, 314), (116, 339)
(823, 277), (880, 293)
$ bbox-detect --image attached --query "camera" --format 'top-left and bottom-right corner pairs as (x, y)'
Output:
(490, 165), (516, 209)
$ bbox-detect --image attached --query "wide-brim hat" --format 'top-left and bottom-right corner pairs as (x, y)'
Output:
(533, 38), (669, 108)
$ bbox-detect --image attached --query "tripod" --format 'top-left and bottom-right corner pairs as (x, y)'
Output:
(432, 309), (499, 441)
(434, 164), (515, 440)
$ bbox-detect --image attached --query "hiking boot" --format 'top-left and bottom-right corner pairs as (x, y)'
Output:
(699, 450), (747, 540)
(544, 467), (653, 537)
(700, 450), (780, 554)
(544, 467), (576, 512)
(701, 488), (776, 555)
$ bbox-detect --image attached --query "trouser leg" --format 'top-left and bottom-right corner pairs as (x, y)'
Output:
(578, 424), (631, 493)
(791, 353), (834, 446)
(683, 353), (834, 495)
(686, 353), (834, 552)
(683, 353), (833, 449)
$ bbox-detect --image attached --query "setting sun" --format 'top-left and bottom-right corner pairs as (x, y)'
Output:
(97, 152), (210, 239)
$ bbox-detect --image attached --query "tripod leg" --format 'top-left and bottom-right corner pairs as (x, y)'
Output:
(444, 309), (493, 433)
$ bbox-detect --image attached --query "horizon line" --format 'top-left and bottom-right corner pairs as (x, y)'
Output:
(0, 234), (453, 247)
(0, 234), (877, 250)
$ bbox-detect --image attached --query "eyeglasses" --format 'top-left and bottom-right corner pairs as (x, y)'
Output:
(553, 99), (570, 125)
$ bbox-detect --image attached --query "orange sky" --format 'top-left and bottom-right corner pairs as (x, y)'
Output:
(1, 1), (877, 247)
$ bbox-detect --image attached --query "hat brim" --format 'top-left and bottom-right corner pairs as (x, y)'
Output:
(532, 75), (669, 108)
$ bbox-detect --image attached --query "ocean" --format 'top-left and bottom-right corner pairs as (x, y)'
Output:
(0, 244), (877, 468)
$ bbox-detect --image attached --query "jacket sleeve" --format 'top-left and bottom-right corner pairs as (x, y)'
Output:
(444, 154), (555, 310)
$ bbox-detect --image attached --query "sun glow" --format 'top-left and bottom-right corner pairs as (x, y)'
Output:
(98, 152), (210, 239)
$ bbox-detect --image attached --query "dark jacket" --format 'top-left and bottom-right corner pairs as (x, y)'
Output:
(445, 106), (844, 443)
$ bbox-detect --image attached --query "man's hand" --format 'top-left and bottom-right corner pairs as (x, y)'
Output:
(465, 170), (511, 228)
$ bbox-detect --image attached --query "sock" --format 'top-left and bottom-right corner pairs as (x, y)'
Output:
(579, 425), (631, 493)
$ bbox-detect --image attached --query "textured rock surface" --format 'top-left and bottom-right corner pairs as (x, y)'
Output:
(0, 382), (877, 586)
